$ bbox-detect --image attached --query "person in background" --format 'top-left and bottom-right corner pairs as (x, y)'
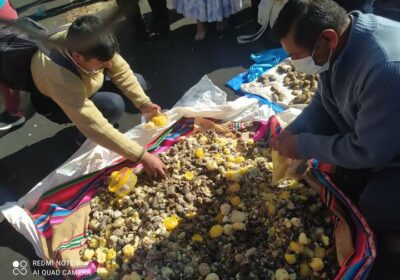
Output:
(116, 0), (171, 50)
(270, 0), (400, 256)
(173, 0), (243, 41)
(0, 0), (25, 131)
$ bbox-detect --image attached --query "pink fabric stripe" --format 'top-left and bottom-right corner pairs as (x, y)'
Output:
(321, 171), (376, 280)
(38, 201), (93, 239)
(0, 85), (21, 115)
(253, 121), (269, 141)
(74, 261), (98, 280)
(35, 193), (94, 230)
(32, 178), (97, 216)
(0, 0), (17, 20)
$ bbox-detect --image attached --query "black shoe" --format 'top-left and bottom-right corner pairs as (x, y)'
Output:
(153, 33), (171, 51)
(0, 112), (25, 131)
(135, 25), (151, 42)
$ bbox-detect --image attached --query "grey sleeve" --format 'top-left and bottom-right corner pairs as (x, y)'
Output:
(287, 85), (337, 135)
(295, 62), (400, 169)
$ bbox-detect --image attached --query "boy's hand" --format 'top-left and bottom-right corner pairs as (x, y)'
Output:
(140, 103), (161, 116)
(139, 152), (166, 178)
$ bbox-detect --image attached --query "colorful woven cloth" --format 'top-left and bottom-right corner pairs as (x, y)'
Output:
(27, 117), (375, 279)
(259, 116), (376, 280)
(28, 118), (195, 278)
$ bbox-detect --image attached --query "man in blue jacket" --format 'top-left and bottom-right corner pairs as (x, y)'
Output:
(271, 0), (400, 255)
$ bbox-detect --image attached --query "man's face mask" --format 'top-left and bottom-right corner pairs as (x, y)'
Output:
(290, 37), (333, 75)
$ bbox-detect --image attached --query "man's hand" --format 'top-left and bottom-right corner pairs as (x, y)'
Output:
(140, 152), (166, 178)
(140, 103), (161, 116)
(270, 130), (300, 159)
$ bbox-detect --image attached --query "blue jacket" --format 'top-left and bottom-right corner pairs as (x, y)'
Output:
(288, 12), (400, 169)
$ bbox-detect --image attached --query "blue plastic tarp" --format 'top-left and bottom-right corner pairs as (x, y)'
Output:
(226, 48), (288, 113)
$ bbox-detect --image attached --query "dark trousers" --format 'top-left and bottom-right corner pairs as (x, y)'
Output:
(148, 0), (169, 34)
(116, 0), (169, 34)
(333, 0), (375, 12)
(332, 167), (400, 233)
(31, 88), (125, 126)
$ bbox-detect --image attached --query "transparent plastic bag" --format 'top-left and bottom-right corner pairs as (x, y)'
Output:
(107, 167), (137, 197)
(173, 75), (227, 108)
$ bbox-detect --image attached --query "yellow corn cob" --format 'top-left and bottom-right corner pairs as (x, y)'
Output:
(96, 267), (110, 279)
(195, 148), (204, 158)
(88, 238), (99, 249)
(284, 253), (296, 264)
(192, 234), (203, 242)
(314, 246), (326, 258)
(151, 114), (168, 127)
(321, 235), (330, 246)
(163, 215), (180, 231)
(230, 196), (241, 206)
(199, 136), (208, 144)
(81, 248), (95, 261)
(209, 225), (223, 238)
(107, 248), (117, 260)
(289, 241), (304, 254)
(144, 121), (156, 129)
(228, 182), (241, 193)
(184, 171), (195, 180)
(309, 258), (324, 272)
(235, 156), (245, 163)
(123, 244), (135, 258)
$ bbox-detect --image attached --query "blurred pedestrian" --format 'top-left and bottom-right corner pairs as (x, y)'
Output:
(173, 0), (243, 41)
(0, 0), (25, 131)
(116, 0), (171, 50)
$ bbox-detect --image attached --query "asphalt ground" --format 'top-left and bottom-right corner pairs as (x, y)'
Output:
(0, 0), (399, 279)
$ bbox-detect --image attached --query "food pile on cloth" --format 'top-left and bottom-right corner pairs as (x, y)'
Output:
(82, 121), (338, 280)
(0, 76), (376, 280)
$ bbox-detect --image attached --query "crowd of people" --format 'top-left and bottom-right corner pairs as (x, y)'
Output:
(1, 0), (400, 275)
(116, 0), (380, 47)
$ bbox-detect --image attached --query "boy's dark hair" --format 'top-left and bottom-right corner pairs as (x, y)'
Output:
(66, 15), (118, 61)
(272, 0), (348, 49)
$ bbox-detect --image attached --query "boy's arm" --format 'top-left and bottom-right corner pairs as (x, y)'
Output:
(107, 53), (152, 109)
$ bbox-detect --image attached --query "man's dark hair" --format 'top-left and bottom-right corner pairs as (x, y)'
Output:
(272, 0), (348, 49)
(66, 15), (118, 61)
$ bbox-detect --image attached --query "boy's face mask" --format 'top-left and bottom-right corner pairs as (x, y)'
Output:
(290, 38), (333, 75)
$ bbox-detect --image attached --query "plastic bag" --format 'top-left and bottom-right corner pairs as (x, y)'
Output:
(271, 150), (308, 185)
(173, 75), (226, 108)
(107, 167), (137, 197)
